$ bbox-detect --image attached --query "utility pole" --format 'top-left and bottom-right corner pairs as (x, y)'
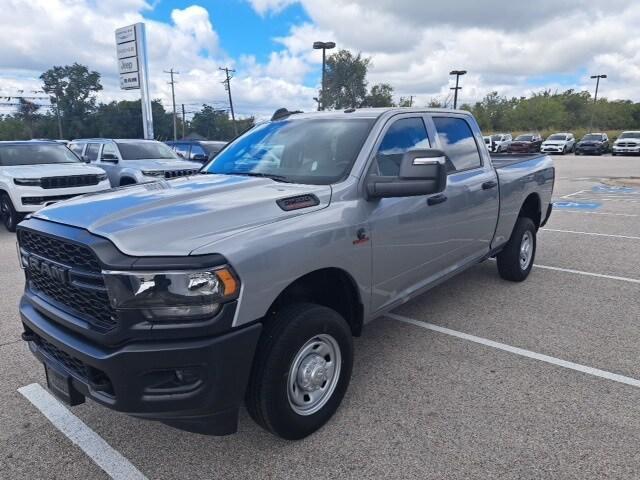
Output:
(164, 69), (179, 141)
(409, 95), (414, 107)
(219, 67), (238, 136)
(181, 103), (186, 139)
(449, 70), (467, 109)
(54, 92), (63, 139)
(589, 74), (607, 131)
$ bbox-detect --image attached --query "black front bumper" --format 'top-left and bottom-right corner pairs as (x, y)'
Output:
(21, 297), (262, 435)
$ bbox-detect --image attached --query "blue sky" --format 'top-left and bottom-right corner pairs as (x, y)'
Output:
(147, 0), (309, 64)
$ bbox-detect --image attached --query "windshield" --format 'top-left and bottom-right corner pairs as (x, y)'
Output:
(491, 135), (504, 141)
(204, 118), (375, 185)
(619, 132), (640, 139)
(547, 134), (567, 141)
(116, 141), (179, 160)
(515, 135), (533, 141)
(582, 134), (603, 141)
(484, 137), (491, 144)
(0, 144), (81, 166)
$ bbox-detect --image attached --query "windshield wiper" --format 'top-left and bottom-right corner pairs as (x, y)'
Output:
(230, 172), (292, 183)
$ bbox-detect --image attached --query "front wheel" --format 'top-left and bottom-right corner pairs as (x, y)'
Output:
(246, 303), (353, 440)
(497, 217), (536, 282)
(1, 193), (19, 232)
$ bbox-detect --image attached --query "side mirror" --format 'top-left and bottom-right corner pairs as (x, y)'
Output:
(80, 155), (91, 163)
(101, 154), (118, 163)
(367, 149), (447, 199)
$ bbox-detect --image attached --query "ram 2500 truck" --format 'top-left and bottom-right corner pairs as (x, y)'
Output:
(17, 108), (554, 440)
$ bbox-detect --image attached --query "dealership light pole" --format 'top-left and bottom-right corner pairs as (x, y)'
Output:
(449, 70), (467, 109)
(590, 74), (607, 130)
(313, 41), (336, 110)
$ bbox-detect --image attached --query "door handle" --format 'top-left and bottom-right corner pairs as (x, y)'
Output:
(427, 194), (447, 206)
(482, 180), (498, 190)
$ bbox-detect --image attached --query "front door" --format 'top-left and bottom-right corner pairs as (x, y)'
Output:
(367, 115), (455, 312)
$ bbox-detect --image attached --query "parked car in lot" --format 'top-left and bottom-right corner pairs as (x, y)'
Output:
(0, 141), (110, 232)
(541, 133), (575, 154)
(491, 133), (512, 152)
(483, 135), (493, 151)
(612, 131), (640, 156)
(68, 139), (201, 186)
(17, 108), (554, 440)
(507, 133), (543, 153)
(575, 133), (609, 155)
(166, 140), (227, 163)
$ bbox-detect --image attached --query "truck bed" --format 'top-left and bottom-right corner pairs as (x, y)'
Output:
(490, 153), (547, 169)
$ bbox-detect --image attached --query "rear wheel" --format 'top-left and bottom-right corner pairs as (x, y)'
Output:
(119, 177), (136, 186)
(497, 217), (536, 282)
(1, 193), (19, 232)
(246, 303), (353, 440)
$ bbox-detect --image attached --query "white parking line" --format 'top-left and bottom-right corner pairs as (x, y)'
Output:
(387, 313), (640, 389)
(533, 264), (640, 284)
(552, 210), (638, 217)
(18, 383), (147, 480)
(542, 228), (640, 240)
(560, 190), (586, 198)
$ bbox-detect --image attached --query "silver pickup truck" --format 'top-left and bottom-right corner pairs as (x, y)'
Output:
(16, 108), (554, 440)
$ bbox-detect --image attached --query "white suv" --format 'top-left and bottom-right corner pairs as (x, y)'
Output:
(0, 141), (110, 231)
(541, 133), (576, 155)
(612, 131), (640, 156)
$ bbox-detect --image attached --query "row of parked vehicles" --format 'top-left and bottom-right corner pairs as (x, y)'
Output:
(0, 138), (227, 231)
(484, 131), (640, 155)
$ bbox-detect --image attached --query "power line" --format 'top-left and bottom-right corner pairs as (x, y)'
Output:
(164, 68), (179, 141)
(219, 67), (238, 136)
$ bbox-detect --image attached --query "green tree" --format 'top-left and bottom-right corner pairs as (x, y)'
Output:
(40, 63), (103, 139)
(190, 105), (254, 140)
(323, 50), (370, 109)
(362, 83), (395, 107)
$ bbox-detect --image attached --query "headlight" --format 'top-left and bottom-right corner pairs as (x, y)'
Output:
(103, 267), (239, 323)
(14, 178), (41, 186)
(97, 172), (108, 182)
(141, 170), (165, 177)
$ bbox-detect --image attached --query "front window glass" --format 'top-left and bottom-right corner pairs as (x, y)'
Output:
(433, 117), (482, 172)
(374, 117), (430, 176)
(619, 132), (640, 139)
(0, 144), (81, 166)
(515, 135), (534, 141)
(204, 118), (375, 185)
(116, 141), (179, 160)
(548, 134), (567, 141)
(583, 134), (603, 141)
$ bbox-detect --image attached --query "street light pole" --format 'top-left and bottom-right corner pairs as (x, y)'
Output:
(313, 41), (336, 110)
(449, 70), (467, 109)
(589, 74), (607, 131)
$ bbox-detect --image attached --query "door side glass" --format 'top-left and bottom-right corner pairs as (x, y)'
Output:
(374, 117), (430, 177)
(101, 143), (118, 160)
(190, 144), (207, 160)
(174, 143), (190, 159)
(85, 143), (100, 161)
(432, 117), (482, 172)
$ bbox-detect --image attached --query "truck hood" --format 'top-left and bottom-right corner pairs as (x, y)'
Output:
(34, 174), (332, 256)
(1, 163), (106, 179)
(119, 158), (202, 171)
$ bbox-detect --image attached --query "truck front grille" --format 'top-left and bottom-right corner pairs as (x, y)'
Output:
(41, 175), (101, 189)
(18, 230), (119, 333)
(19, 230), (101, 272)
(164, 169), (198, 179)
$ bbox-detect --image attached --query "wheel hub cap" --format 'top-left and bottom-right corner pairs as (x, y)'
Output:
(287, 333), (342, 416)
(297, 355), (328, 392)
(519, 230), (533, 270)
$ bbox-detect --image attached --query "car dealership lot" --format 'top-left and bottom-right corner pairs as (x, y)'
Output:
(1, 154), (639, 479)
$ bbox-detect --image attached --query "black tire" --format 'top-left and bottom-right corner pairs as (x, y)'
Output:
(119, 177), (136, 186)
(1, 193), (19, 232)
(246, 303), (353, 440)
(496, 217), (536, 282)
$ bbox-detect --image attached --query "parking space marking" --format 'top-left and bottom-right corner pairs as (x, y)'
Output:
(560, 190), (586, 199)
(18, 383), (147, 480)
(532, 264), (640, 284)
(542, 228), (640, 241)
(552, 210), (638, 217)
(387, 314), (640, 389)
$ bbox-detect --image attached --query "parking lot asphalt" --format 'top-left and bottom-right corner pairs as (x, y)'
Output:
(1, 154), (639, 479)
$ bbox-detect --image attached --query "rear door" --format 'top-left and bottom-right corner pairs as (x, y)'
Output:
(427, 114), (499, 266)
(96, 143), (120, 186)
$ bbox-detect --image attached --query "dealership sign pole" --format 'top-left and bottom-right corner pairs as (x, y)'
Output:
(115, 23), (154, 139)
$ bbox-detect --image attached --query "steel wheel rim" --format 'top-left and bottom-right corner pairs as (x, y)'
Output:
(519, 230), (533, 270)
(287, 333), (341, 416)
